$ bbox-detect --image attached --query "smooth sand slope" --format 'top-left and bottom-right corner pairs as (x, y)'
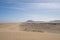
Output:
(0, 32), (60, 40)
(0, 23), (20, 31)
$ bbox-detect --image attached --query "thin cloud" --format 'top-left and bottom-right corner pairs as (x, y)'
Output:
(0, 0), (60, 22)
(0, 3), (60, 10)
(0, 0), (60, 3)
(24, 13), (60, 21)
(0, 6), (25, 10)
(21, 3), (60, 10)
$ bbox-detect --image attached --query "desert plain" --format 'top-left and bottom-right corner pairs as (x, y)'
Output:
(0, 23), (60, 40)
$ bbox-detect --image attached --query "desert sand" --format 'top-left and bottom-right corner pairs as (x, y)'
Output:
(0, 31), (60, 40)
(0, 23), (60, 40)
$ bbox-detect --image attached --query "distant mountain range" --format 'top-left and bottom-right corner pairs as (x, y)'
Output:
(49, 20), (60, 23)
(26, 20), (45, 23)
(26, 20), (60, 23)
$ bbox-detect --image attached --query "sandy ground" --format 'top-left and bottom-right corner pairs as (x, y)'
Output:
(0, 23), (60, 40)
(0, 23), (21, 31)
(0, 31), (60, 40)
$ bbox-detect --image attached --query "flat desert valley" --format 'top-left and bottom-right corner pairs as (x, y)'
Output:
(0, 23), (60, 40)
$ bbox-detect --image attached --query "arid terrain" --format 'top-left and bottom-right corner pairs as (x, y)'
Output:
(0, 31), (60, 40)
(0, 22), (60, 40)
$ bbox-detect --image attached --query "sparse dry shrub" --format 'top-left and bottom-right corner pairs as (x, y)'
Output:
(23, 28), (27, 31)
(31, 29), (44, 33)
(50, 23), (56, 25)
(20, 23), (60, 33)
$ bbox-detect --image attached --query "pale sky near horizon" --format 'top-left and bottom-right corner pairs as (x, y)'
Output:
(0, 0), (60, 23)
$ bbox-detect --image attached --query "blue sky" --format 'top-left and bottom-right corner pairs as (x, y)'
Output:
(0, 0), (60, 23)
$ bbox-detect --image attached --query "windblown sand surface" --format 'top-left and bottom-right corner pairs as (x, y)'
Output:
(0, 23), (60, 40)
(0, 32), (60, 40)
(0, 23), (20, 31)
